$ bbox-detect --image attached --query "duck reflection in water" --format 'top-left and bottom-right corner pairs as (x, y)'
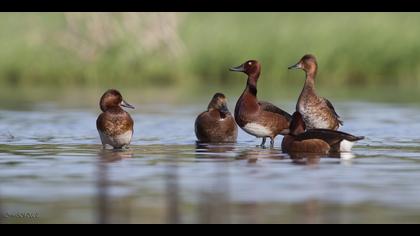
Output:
(98, 148), (134, 163)
(0, 189), (3, 224)
(96, 149), (133, 224)
(164, 155), (181, 224)
(237, 148), (287, 163)
(289, 153), (322, 166)
(193, 144), (232, 223)
(288, 152), (356, 166)
(195, 142), (236, 159)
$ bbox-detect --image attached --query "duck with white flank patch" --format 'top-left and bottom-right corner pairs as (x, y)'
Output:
(230, 60), (292, 148)
(282, 112), (364, 154)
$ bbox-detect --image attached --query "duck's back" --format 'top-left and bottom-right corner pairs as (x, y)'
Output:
(195, 110), (237, 143)
(282, 135), (330, 154)
(295, 129), (364, 152)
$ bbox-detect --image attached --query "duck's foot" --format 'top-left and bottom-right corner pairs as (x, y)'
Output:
(269, 138), (275, 149)
(113, 145), (131, 151)
(257, 138), (267, 148)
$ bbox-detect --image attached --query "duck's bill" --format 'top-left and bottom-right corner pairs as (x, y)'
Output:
(288, 63), (302, 70)
(219, 104), (229, 114)
(229, 64), (245, 72)
(121, 100), (135, 109)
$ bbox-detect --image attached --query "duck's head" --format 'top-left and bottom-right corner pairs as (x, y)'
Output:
(208, 93), (229, 115)
(290, 112), (306, 136)
(229, 60), (261, 77)
(100, 89), (135, 112)
(288, 54), (318, 74)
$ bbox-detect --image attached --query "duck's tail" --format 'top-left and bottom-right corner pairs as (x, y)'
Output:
(338, 118), (344, 126)
(346, 135), (365, 142)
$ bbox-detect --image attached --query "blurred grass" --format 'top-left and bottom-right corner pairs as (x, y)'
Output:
(1, 13), (420, 102)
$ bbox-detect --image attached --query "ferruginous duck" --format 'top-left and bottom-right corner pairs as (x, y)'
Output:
(230, 60), (292, 148)
(195, 93), (238, 143)
(96, 89), (135, 149)
(282, 112), (364, 154)
(288, 54), (343, 130)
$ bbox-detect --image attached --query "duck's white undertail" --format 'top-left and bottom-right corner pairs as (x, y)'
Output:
(340, 140), (355, 152)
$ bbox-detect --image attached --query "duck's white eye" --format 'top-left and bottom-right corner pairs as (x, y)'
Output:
(248, 62), (252, 65)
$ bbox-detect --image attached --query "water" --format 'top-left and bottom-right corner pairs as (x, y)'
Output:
(1, 101), (420, 223)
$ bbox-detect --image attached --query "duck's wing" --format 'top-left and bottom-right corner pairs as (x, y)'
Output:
(323, 98), (344, 126)
(295, 129), (364, 145)
(259, 101), (292, 121)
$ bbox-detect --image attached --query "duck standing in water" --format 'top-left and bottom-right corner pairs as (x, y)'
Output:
(96, 89), (135, 149)
(288, 54), (343, 130)
(195, 93), (238, 143)
(282, 112), (364, 154)
(230, 60), (292, 148)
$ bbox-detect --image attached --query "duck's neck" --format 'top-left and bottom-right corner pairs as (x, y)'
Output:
(290, 112), (306, 136)
(297, 67), (317, 112)
(245, 73), (259, 97)
(304, 69), (316, 89)
(297, 72), (316, 110)
(236, 73), (260, 116)
(291, 124), (305, 136)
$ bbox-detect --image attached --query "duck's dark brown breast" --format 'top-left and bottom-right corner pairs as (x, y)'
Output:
(195, 110), (238, 143)
(295, 129), (363, 153)
(234, 92), (259, 128)
(96, 108), (134, 137)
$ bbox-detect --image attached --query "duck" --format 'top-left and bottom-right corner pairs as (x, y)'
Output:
(195, 93), (238, 143)
(281, 111), (364, 154)
(96, 89), (135, 149)
(288, 54), (343, 130)
(230, 60), (292, 148)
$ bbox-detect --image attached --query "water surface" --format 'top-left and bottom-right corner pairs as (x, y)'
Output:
(1, 101), (420, 223)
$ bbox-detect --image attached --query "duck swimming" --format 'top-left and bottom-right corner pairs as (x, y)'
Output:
(195, 93), (238, 143)
(282, 112), (364, 154)
(96, 89), (135, 149)
(230, 60), (292, 148)
(288, 54), (343, 130)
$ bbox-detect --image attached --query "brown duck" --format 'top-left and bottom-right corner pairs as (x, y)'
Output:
(96, 89), (135, 149)
(230, 60), (292, 148)
(282, 112), (364, 154)
(288, 54), (343, 130)
(195, 93), (238, 143)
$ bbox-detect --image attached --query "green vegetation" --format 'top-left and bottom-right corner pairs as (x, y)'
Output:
(1, 13), (420, 102)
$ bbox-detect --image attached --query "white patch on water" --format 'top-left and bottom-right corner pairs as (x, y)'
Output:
(340, 152), (355, 161)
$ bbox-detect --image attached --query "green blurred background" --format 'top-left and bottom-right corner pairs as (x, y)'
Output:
(1, 12), (420, 107)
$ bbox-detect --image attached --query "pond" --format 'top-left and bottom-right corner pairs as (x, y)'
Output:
(1, 101), (420, 223)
